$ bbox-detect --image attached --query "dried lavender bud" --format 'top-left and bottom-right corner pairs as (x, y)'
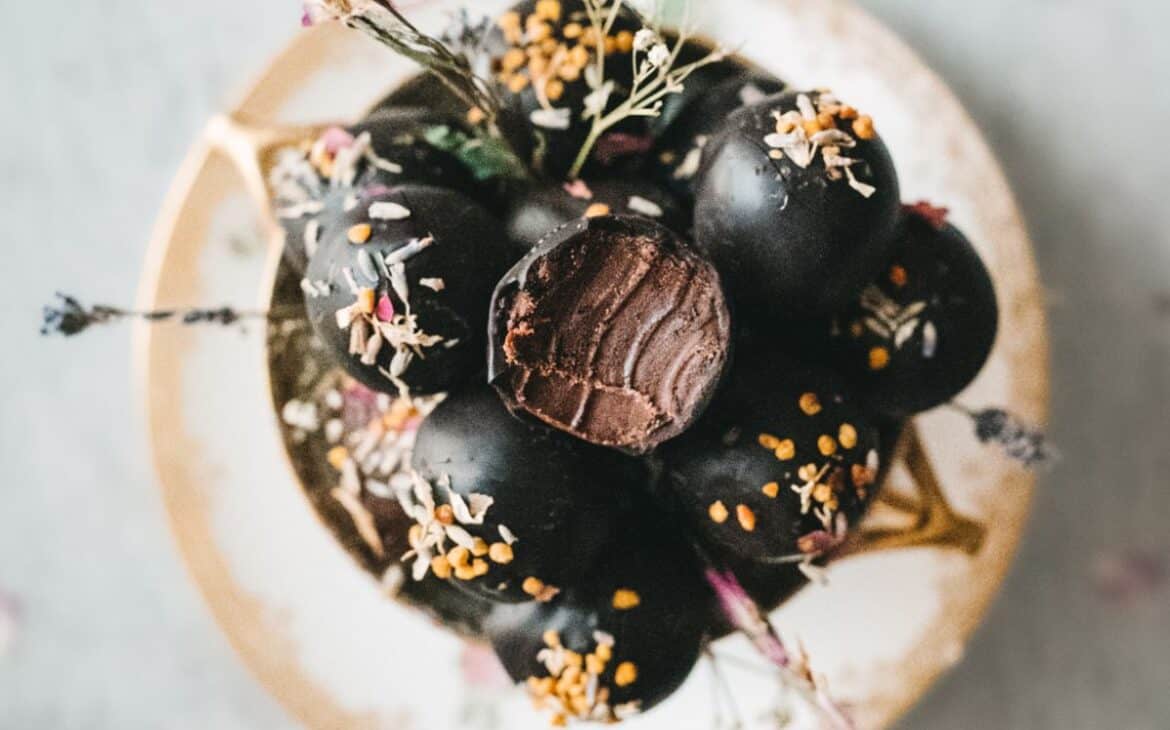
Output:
(40, 293), (271, 337)
(964, 406), (1055, 468)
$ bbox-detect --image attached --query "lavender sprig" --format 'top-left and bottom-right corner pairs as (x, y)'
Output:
(302, 1), (506, 138)
(40, 293), (273, 337)
(950, 404), (1056, 468)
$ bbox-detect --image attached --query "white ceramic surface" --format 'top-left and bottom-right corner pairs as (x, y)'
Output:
(133, 2), (1047, 728)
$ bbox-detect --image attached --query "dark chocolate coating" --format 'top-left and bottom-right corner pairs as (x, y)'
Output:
(303, 184), (517, 395)
(505, 178), (686, 249)
(694, 90), (901, 318)
(369, 73), (471, 119)
(349, 107), (482, 198)
(822, 209), (999, 416)
(489, 215), (732, 453)
(662, 349), (883, 562)
(485, 0), (643, 179)
(653, 72), (787, 201)
(411, 384), (639, 603)
(487, 527), (709, 719)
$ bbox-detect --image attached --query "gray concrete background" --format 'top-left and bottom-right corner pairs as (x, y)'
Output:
(1, 1), (1167, 728)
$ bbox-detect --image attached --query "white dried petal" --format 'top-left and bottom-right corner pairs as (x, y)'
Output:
(411, 471), (435, 510)
(411, 552), (431, 581)
(445, 525), (476, 549)
(672, 145), (703, 181)
(365, 479), (393, 500)
(894, 318), (919, 349)
(389, 348), (413, 377)
(901, 301), (928, 321)
(369, 201), (412, 220)
(325, 419), (344, 444)
(864, 317), (891, 338)
(331, 488), (384, 557)
(303, 219), (321, 257)
(381, 565), (405, 596)
(348, 317), (369, 356)
(626, 195), (663, 218)
(340, 458), (361, 495)
(466, 493), (494, 521)
(324, 389), (344, 411)
(530, 107), (572, 130)
(276, 200), (324, 220)
(810, 129), (856, 147)
(419, 277), (445, 292)
(361, 331), (384, 365)
(922, 321), (939, 358)
(368, 154), (404, 175)
(633, 28), (658, 52)
(647, 43), (670, 68)
(389, 263), (410, 304)
(335, 304), (356, 330)
(498, 524), (518, 545)
(583, 80), (615, 119)
(796, 93), (817, 120)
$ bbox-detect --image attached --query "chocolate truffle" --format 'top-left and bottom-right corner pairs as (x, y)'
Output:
(485, 0), (643, 179)
(487, 527), (709, 722)
(663, 349), (883, 563)
(303, 184), (518, 395)
(653, 72), (787, 200)
(822, 205), (999, 416)
(409, 384), (639, 603)
(489, 215), (732, 453)
(505, 178), (685, 248)
(694, 90), (901, 318)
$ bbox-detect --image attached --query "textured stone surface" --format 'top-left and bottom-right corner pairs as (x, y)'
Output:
(1, 1), (1167, 728)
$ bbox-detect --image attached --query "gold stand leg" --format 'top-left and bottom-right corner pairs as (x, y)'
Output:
(842, 424), (987, 558)
(203, 113), (336, 230)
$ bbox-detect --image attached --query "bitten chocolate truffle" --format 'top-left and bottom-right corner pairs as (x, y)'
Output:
(694, 89), (901, 318)
(489, 215), (732, 453)
(303, 184), (518, 395)
(505, 178), (685, 248)
(409, 384), (638, 603)
(485, 0), (642, 179)
(487, 527), (709, 722)
(823, 204), (999, 416)
(663, 348), (882, 563)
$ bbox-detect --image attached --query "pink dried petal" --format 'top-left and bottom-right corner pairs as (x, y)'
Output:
(562, 179), (594, 200)
(342, 382), (382, 429)
(460, 642), (511, 688)
(903, 201), (950, 229)
(592, 132), (654, 166)
(375, 295), (395, 322)
(320, 126), (357, 154)
(362, 184), (395, 200)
